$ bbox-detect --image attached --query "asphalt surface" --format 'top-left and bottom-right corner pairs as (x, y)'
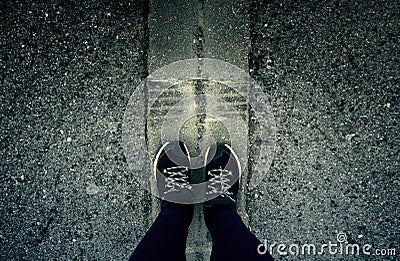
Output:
(1, 0), (399, 260)
(249, 0), (399, 260)
(1, 0), (149, 260)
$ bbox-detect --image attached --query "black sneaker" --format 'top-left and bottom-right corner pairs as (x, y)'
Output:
(203, 143), (241, 209)
(154, 141), (193, 204)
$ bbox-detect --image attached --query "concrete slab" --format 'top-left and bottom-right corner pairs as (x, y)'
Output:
(203, 0), (250, 70)
(146, 0), (251, 259)
(147, 0), (200, 71)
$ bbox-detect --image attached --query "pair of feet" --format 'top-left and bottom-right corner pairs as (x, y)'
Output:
(154, 141), (241, 208)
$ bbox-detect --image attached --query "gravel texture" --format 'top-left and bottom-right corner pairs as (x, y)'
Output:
(249, 0), (399, 259)
(1, 0), (149, 259)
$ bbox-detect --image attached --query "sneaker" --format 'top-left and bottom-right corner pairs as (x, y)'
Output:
(154, 141), (193, 203)
(203, 143), (241, 209)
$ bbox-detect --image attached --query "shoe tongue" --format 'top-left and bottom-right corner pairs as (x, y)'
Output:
(207, 151), (229, 170)
(165, 146), (189, 166)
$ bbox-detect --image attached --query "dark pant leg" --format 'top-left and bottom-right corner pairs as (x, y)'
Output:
(204, 206), (274, 261)
(129, 203), (194, 261)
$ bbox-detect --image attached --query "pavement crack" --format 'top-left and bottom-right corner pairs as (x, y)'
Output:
(194, 0), (205, 59)
(194, 0), (206, 153)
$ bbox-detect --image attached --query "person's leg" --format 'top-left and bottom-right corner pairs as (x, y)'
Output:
(203, 143), (273, 260)
(204, 205), (273, 261)
(129, 141), (194, 260)
(129, 202), (194, 261)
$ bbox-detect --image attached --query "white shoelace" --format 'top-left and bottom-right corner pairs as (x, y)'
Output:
(163, 166), (192, 194)
(206, 169), (233, 196)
